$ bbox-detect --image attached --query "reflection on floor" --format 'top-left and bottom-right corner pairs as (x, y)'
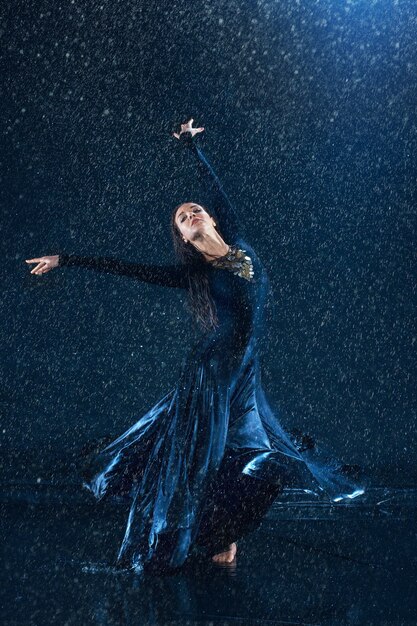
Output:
(1, 486), (416, 625)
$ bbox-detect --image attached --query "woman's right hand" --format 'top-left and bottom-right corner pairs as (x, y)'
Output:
(25, 255), (60, 275)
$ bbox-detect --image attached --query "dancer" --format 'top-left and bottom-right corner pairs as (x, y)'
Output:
(26, 118), (364, 572)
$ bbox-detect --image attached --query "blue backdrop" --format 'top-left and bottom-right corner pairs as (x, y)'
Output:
(2, 0), (415, 485)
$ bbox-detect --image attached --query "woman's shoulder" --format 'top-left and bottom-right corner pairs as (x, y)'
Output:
(183, 261), (206, 278)
(233, 238), (268, 275)
(233, 236), (255, 257)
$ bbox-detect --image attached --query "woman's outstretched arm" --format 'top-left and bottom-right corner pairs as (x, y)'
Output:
(173, 119), (240, 242)
(25, 254), (189, 289)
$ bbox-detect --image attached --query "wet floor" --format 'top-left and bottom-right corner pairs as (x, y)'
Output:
(1, 487), (416, 625)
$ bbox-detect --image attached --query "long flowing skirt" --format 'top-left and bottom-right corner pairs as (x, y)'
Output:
(84, 334), (365, 571)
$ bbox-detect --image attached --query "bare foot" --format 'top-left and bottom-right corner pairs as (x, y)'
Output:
(212, 542), (237, 564)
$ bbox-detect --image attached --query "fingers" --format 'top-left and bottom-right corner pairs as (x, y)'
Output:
(173, 120), (204, 140)
(31, 262), (46, 274)
(31, 261), (49, 275)
(26, 257), (53, 275)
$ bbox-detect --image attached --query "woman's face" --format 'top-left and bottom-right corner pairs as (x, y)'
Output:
(175, 203), (216, 242)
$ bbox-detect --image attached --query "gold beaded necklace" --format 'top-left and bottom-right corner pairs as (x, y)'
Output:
(208, 244), (255, 282)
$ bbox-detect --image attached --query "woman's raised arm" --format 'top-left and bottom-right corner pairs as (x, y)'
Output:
(173, 119), (240, 242)
(25, 254), (189, 289)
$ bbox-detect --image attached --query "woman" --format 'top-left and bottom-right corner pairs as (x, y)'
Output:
(26, 118), (364, 572)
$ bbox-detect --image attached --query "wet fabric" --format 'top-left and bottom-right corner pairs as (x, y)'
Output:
(59, 132), (365, 571)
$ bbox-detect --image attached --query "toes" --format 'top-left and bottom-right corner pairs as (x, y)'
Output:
(212, 552), (236, 564)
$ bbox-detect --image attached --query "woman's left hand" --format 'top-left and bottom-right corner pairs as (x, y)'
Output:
(173, 118), (204, 140)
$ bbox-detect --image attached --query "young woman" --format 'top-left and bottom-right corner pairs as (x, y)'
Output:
(26, 118), (364, 572)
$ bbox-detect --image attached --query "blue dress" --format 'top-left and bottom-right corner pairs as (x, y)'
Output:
(58, 133), (365, 571)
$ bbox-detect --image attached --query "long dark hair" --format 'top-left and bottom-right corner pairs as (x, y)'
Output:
(171, 203), (219, 332)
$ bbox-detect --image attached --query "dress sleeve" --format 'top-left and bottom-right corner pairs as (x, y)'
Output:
(58, 253), (189, 289)
(179, 132), (240, 242)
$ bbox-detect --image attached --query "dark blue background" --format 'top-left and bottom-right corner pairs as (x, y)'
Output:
(2, 0), (415, 484)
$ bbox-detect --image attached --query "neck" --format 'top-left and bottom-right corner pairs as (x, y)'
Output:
(190, 230), (230, 262)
